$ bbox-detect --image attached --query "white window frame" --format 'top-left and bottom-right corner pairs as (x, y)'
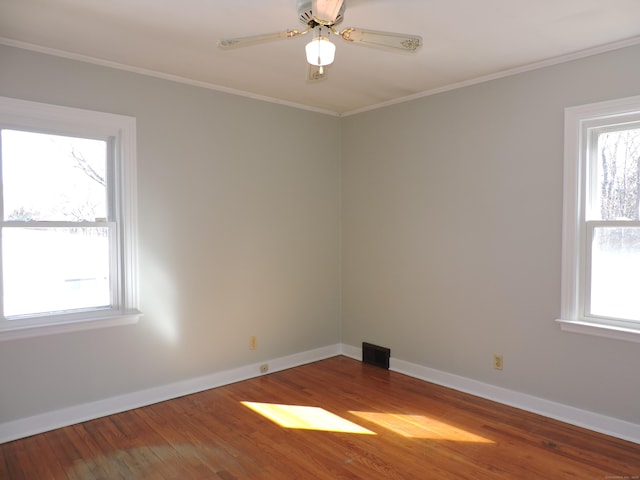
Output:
(0, 97), (141, 341)
(558, 95), (640, 343)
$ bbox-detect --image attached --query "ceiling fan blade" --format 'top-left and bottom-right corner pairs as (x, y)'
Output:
(218, 30), (304, 50)
(340, 28), (422, 52)
(307, 64), (329, 82)
(312, 0), (344, 24)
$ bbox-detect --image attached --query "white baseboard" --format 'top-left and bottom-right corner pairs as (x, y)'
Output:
(0, 344), (341, 444)
(341, 343), (639, 444)
(3, 343), (637, 445)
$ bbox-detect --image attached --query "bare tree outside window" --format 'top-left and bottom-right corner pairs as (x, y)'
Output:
(598, 128), (640, 221)
(589, 126), (640, 321)
(595, 128), (640, 252)
(70, 147), (105, 187)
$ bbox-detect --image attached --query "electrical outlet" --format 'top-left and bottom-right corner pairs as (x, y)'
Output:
(260, 363), (269, 373)
(493, 354), (503, 370)
(249, 336), (257, 350)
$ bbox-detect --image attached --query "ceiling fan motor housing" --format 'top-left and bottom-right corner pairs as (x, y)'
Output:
(297, 0), (345, 26)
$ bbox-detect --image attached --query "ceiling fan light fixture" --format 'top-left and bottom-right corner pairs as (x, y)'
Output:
(220, 1), (422, 82)
(305, 31), (336, 67)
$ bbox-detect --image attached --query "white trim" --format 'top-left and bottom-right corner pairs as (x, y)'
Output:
(0, 344), (340, 444)
(0, 310), (142, 342)
(559, 95), (640, 342)
(2, 35), (640, 118)
(556, 318), (640, 343)
(560, 103), (583, 323)
(0, 96), (140, 340)
(1, 343), (637, 444)
(0, 38), (339, 118)
(340, 344), (639, 445)
(342, 36), (640, 116)
(340, 343), (363, 359)
(0, 95), (136, 138)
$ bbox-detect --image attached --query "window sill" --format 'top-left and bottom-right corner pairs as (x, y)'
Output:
(556, 318), (640, 343)
(0, 310), (142, 341)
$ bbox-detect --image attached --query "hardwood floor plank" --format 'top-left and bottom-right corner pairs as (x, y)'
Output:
(1, 356), (638, 479)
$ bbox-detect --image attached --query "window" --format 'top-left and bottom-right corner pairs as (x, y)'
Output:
(559, 95), (640, 342)
(0, 97), (140, 340)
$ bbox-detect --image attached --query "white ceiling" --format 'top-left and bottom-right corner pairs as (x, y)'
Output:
(2, 0), (640, 116)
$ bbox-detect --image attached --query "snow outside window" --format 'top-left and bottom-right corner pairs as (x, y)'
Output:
(0, 97), (140, 340)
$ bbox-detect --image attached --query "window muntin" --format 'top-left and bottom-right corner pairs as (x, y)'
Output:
(0, 96), (140, 340)
(559, 96), (640, 342)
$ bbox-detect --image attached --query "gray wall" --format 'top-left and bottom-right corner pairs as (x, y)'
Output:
(1, 41), (639, 427)
(0, 45), (341, 422)
(341, 44), (640, 423)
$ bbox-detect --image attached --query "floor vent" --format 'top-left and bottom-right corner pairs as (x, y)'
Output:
(362, 342), (390, 369)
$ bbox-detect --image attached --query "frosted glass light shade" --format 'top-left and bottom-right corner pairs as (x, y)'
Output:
(305, 37), (336, 66)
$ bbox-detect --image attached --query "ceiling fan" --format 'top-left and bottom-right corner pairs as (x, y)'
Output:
(218, 0), (422, 81)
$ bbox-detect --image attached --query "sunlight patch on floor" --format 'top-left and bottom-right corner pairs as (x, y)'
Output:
(241, 402), (376, 435)
(350, 411), (494, 443)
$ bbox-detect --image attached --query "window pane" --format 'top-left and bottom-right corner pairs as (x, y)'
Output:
(595, 128), (640, 221)
(1, 130), (107, 221)
(589, 226), (640, 322)
(2, 228), (111, 317)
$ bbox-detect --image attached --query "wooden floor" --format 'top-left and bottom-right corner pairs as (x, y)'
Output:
(1, 356), (638, 479)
